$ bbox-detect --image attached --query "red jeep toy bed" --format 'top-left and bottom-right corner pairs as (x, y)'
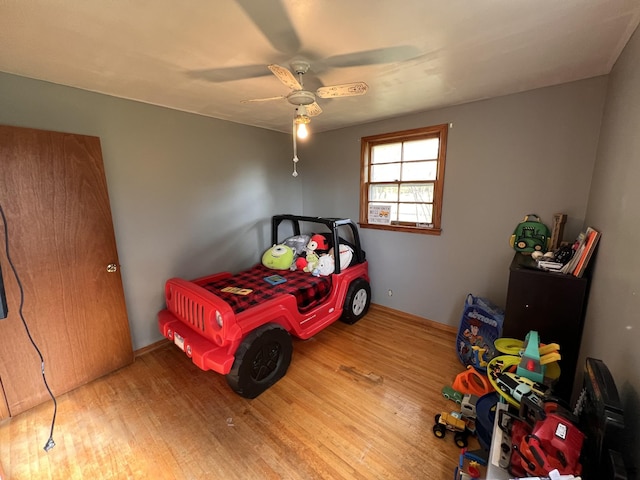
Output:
(158, 214), (370, 398)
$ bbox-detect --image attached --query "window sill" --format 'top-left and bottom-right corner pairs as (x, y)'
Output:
(359, 223), (442, 235)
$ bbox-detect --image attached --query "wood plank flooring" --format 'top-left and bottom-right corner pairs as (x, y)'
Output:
(0, 305), (481, 479)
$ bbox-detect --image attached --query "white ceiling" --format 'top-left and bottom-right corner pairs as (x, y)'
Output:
(1, 1), (639, 134)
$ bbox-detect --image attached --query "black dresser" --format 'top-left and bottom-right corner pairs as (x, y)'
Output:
(503, 253), (590, 403)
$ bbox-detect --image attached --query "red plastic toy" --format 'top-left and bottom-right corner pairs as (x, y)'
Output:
(518, 413), (584, 476)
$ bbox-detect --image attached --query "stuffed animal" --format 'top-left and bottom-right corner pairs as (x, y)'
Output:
(283, 234), (311, 257)
(312, 254), (335, 276)
(294, 256), (307, 271)
(307, 234), (329, 253)
(261, 244), (294, 270)
(303, 251), (319, 273)
(329, 243), (354, 270)
(283, 234), (311, 271)
(302, 234), (328, 273)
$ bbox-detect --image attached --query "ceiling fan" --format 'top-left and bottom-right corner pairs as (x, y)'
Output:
(188, 0), (420, 86)
(241, 60), (368, 127)
(244, 60), (368, 177)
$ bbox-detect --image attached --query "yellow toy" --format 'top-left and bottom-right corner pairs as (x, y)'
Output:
(494, 337), (561, 364)
(488, 331), (561, 407)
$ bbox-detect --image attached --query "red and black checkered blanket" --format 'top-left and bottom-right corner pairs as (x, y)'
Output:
(200, 264), (332, 314)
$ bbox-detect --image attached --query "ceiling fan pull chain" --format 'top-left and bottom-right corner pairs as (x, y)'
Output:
(292, 121), (299, 177)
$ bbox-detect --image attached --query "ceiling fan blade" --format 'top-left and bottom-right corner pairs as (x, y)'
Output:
(187, 64), (272, 83)
(241, 96), (286, 103)
(324, 46), (421, 68)
(306, 102), (322, 117)
(268, 64), (301, 90)
(236, 0), (300, 55)
(316, 82), (368, 99)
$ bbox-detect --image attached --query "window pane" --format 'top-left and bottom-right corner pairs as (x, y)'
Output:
(370, 184), (398, 202)
(404, 138), (439, 161)
(371, 143), (401, 164)
(399, 183), (434, 203)
(401, 160), (437, 181)
(398, 202), (433, 224)
(371, 163), (401, 182)
(370, 202), (398, 222)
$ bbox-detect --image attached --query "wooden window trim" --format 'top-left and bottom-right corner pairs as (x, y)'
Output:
(359, 124), (448, 235)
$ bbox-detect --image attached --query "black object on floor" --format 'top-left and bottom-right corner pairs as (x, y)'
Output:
(0, 262), (8, 319)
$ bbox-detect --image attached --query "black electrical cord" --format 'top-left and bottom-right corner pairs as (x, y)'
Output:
(0, 201), (56, 452)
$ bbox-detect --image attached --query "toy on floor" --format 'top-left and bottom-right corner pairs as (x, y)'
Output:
(496, 381), (585, 478)
(488, 354), (555, 408)
(474, 392), (500, 451)
(494, 371), (547, 409)
(489, 331), (562, 405)
(433, 411), (473, 448)
(517, 331), (556, 383)
(460, 393), (479, 419)
(452, 365), (493, 397)
(453, 448), (484, 479)
(471, 345), (489, 368)
(456, 294), (504, 372)
(520, 413), (584, 476)
(434, 391), (480, 449)
(441, 385), (464, 405)
(494, 336), (562, 366)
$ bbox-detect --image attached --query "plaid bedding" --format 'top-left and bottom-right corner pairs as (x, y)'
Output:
(200, 264), (332, 314)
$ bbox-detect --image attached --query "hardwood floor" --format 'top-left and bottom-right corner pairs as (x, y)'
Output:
(0, 305), (481, 479)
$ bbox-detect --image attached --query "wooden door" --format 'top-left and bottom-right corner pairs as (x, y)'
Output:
(0, 125), (133, 418)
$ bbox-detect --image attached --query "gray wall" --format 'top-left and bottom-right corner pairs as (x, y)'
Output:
(0, 72), (300, 350)
(581, 25), (640, 467)
(303, 77), (608, 326)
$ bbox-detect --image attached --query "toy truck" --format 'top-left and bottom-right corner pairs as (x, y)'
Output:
(433, 412), (472, 448)
(460, 393), (479, 419)
(442, 385), (464, 405)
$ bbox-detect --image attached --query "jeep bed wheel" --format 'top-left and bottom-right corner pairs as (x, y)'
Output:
(340, 278), (371, 324)
(433, 424), (445, 439)
(226, 324), (292, 399)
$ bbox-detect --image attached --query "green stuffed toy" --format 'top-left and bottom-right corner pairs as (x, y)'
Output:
(262, 244), (294, 270)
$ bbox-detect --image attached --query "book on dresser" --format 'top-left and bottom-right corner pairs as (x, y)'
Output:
(561, 227), (601, 277)
(561, 231), (587, 274)
(572, 227), (601, 277)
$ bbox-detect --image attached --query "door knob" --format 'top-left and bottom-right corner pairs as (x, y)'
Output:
(107, 264), (118, 273)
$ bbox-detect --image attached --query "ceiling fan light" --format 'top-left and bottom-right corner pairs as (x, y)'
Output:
(294, 105), (310, 138)
(296, 122), (309, 139)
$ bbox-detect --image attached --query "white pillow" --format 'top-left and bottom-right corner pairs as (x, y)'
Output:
(335, 244), (353, 270)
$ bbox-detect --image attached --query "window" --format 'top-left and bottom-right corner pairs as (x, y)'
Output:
(360, 124), (448, 234)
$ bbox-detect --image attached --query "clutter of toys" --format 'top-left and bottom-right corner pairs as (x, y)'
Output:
(439, 292), (631, 479)
(435, 216), (632, 478)
(441, 319), (585, 478)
